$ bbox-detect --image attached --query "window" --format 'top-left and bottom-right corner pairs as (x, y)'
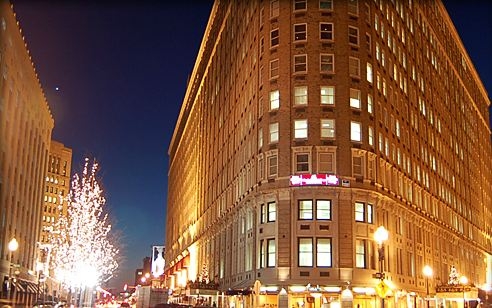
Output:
(267, 201), (276, 222)
(294, 86), (308, 105)
(348, 0), (359, 16)
(320, 86), (335, 105)
(270, 90), (280, 110)
(295, 153), (310, 172)
(267, 153), (278, 177)
(259, 127), (263, 149)
(321, 119), (335, 138)
(349, 57), (360, 77)
(319, 0), (333, 10)
(260, 203), (267, 223)
(267, 239), (276, 267)
(318, 152), (335, 173)
(270, 59), (279, 79)
(350, 89), (361, 109)
(317, 238), (332, 267)
(294, 54), (307, 73)
(350, 121), (362, 142)
(355, 239), (366, 268)
(367, 94), (373, 114)
(348, 26), (359, 46)
(271, 28), (279, 47)
(294, 0), (307, 11)
(316, 200), (331, 220)
(299, 238), (313, 267)
(299, 200), (313, 220)
(353, 152), (363, 176)
(294, 23), (307, 41)
(368, 126), (374, 146)
(269, 123), (279, 143)
(320, 54), (334, 73)
(294, 119), (308, 138)
(270, 0), (279, 18)
(367, 62), (373, 83)
(355, 201), (373, 223)
(355, 201), (365, 221)
(320, 23), (334, 41)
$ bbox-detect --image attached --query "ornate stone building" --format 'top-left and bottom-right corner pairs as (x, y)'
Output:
(165, 1), (492, 307)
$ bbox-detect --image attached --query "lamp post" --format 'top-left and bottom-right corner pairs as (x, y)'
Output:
(374, 226), (389, 308)
(460, 276), (468, 308)
(7, 238), (19, 303)
(423, 265), (433, 308)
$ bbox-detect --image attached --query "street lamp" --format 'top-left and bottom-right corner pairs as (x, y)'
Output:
(7, 238), (19, 303)
(374, 226), (389, 308)
(423, 265), (433, 308)
(460, 276), (468, 308)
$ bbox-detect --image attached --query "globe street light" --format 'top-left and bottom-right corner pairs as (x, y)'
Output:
(423, 265), (433, 308)
(460, 276), (468, 308)
(374, 226), (389, 308)
(7, 238), (19, 303)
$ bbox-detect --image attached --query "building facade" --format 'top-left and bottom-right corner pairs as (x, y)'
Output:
(0, 0), (55, 304)
(38, 140), (72, 299)
(165, 1), (492, 308)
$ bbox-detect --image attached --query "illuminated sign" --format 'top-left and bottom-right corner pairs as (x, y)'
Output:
(290, 174), (339, 186)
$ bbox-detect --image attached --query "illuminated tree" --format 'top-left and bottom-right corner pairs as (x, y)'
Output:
(50, 158), (119, 290)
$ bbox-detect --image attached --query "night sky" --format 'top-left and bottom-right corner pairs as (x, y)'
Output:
(9, 1), (491, 290)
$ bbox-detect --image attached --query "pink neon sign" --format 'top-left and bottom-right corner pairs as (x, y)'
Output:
(290, 174), (339, 186)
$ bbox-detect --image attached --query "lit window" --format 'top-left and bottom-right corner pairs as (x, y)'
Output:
(267, 239), (276, 267)
(351, 121), (362, 142)
(368, 126), (374, 146)
(271, 28), (279, 47)
(321, 119), (335, 138)
(294, 119), (308, 139)
(367, 94), (373, 114)
(295, 153), (310, 172)
(367, 62), (373, 83)
(316, 200), (331, 220)
(355, 201), (365, 222)
(320, 54), (334, 73)
(260, 240), (266, 268)
(350, 88), (361, 109)
(270, 59), (279, 79)
(355, 239), (366, 268)
(317, 238), (332, 267)
(348, 26), (359, 45)
(269, 122), (279, 143)
(320, 23), (334, 41)
(267, 201), (276, 222)
(294, 54), (307, 73)
(299, 200), (313, 220)
(294, 86), (308, 105)
(260, 203), (267, 223)
(258, 128), (263, 149)
(299, 238), (313, 267)
(321, 86), (335, 105)
(270, 90), (280, 110)
(294, 23), (307, 41)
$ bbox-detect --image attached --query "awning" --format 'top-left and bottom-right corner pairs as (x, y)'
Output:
(13, 281), (26, 293)
(26, 282), (39, 294)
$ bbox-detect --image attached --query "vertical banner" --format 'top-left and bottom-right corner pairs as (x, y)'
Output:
(151, 246), (165, 277)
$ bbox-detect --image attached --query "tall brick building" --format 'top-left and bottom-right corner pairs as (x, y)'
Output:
(165, 1), (492, 307)
(0, 0), (54, 304)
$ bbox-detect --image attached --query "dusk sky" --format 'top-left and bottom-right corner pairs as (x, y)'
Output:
(9, 1), (491, 290)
